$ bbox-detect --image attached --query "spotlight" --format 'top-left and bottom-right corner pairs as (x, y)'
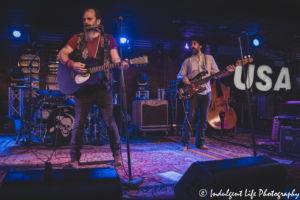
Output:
(253, 39), (260, 46)
(13, 30), (21, 38)
(120, 38), (127, 44)
(185, 43), (189, 49)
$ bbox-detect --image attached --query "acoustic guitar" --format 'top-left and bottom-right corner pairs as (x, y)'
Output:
(57, 56), (148, 95)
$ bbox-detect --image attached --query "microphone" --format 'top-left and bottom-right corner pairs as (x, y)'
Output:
(84, 25), (103, 30)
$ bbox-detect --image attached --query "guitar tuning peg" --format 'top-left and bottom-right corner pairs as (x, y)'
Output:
(248, 55), (251, 57)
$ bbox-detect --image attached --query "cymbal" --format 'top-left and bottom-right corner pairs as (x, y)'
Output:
(12, 86), (38, 90)
(20, 78), (45, 82)
(35, 89), (64, 98)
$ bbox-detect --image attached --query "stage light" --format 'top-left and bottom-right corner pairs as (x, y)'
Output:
(185, 43), (189, 49)
(253, 39), (260, 46)
(120, 38), (127, 44)
(13, 30), (21, 38)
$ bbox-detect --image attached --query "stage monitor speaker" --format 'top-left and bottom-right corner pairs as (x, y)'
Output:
(0, 167), (122, 200)
(174, 156), (286, 200)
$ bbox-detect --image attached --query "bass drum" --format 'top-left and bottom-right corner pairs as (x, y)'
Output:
(47, 106), (75, 143)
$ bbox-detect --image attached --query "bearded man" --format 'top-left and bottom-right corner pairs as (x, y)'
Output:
(178, 36), (235, 151)
(58, 8), (129, 168)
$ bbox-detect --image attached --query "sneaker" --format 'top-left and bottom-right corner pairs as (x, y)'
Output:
(112, 156), (123, 166)
(180, 146), (188, 151)
(69, 158), (79, 168)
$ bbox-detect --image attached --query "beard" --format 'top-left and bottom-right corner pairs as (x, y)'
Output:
(84, 23), (99, 42)
(192, 48), (200, 55)
(84, 29), (95, 42)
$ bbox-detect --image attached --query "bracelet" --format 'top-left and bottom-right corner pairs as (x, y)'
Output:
(66, 59), (74, 69)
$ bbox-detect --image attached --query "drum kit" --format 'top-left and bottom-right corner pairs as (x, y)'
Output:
(14, 80), (109, 146)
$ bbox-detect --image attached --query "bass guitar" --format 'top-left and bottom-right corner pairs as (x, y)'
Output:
(57, 56), (148, 95)
(177, 58), (253, 100)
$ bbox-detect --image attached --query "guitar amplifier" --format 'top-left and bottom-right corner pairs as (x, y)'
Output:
(132, 100), (168, 126)
(280, 126), (300, 156)
(272, 116), (300, 141)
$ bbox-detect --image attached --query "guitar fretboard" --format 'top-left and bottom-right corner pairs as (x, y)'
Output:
(198, 68), (228, 84)
(88, 62), (122, 74)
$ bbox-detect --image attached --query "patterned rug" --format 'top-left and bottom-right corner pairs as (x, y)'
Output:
(0, 129), (299, 199)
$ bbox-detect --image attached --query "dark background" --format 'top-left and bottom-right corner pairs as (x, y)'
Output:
(1, 0), (300, 127)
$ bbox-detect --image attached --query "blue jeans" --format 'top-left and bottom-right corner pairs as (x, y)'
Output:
(181, 92), (211, 147)
(70, 85), (121, 159)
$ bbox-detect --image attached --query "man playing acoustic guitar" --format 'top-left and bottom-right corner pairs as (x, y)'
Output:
(177, 36), (235, 151)
(58, 8), (129, 168)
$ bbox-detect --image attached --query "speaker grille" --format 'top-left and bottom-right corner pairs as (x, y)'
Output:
(142, 104), (167, 125)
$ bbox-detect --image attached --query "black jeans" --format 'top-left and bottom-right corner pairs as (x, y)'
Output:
(70, 85), (121, 160)
(181, 92), (211, 147)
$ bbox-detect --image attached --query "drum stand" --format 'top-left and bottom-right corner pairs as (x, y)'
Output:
(15, 94), (41, 145)
(86, 107), (108, 145)
(35, 97), (48, 143)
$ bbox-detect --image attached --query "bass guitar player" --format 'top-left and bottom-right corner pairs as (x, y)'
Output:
(177, 35), (235, 151)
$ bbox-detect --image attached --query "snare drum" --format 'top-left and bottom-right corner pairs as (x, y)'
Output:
(64, 95), (75, 106)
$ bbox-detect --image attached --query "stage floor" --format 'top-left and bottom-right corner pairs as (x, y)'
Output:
(0, 127), (299, 199)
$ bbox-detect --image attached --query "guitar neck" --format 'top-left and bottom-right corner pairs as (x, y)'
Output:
(199, 68), (228, 84)
(88, 62), (122, 73)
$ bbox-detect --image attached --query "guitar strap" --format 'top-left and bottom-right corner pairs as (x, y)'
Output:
(98, 35), (105, 66)
(203, 53), (207, 71)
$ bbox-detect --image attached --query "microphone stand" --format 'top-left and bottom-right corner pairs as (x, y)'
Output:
(238, 34), (257, 156)
(27, 46), (43, 147)
(117, 17), (144, 189)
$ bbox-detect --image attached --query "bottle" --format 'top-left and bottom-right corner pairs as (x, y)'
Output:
(157, 88), (161, 100)
(161, 88), (165, 100)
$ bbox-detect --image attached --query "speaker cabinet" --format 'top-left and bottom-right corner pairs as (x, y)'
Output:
(132, 100), (168, 126)
(174, 156), (286, 200)
(280, 127), (300, 155)
(0, 167), (122, 200)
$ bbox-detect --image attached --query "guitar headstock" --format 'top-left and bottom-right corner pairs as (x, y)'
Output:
(129, 56), (148, 65)
(236, 57), (254, 66)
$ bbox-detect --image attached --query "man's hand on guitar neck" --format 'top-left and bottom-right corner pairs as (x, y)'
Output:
(226, 65), (235, 75)
(120, 59), (129, 70)
(217, 65), (235, 78)
(183, 76), (191, 85)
